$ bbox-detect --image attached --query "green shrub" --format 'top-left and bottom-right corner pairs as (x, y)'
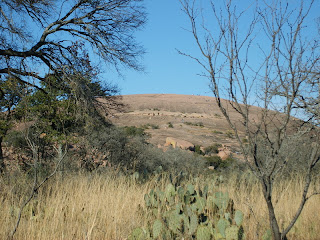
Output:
(220, 156), (235, 168)
(225, 130), (234, 138)
(184, 122), (204, 127)
(122, 126), (146, 137)
(194, 145), (204, 155)
(151, 124), (160, 129)
(4, 130), (27, 148)
(204, 143), (222, 155)
(212, 130), (223, 134)
(141, 123), (159, 130)
(205, 156), (223, 168)
(205, 155), (235, 170)
(86, 126), (206, 176)
(167, 122), (174, 128)
(242, 138), (248, 143)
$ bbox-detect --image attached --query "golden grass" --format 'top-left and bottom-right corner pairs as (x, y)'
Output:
(0, 172), (319, 239)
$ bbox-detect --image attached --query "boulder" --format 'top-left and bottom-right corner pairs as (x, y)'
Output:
(217, 147), (231, 160)
(165, 137), (194, 150)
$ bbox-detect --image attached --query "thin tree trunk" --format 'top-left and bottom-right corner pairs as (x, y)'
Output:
(262, 179), (285, 240)
(265, 198), (282, 240)
(0, 136), (5, 172)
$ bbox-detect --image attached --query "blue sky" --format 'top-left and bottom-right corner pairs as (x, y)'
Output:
(106, 0), (212, 96)
(103, 0), (320, 98)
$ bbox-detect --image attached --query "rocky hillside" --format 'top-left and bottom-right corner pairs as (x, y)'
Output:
(104, 94), (260, 160)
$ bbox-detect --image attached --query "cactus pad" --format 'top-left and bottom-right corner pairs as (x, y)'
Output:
(225, 226), (239, 240)
(196, 225), (212, 240)
(128, 227), (145, 240)
(152, 219), (163, 238)
(234, 210), (244, 226)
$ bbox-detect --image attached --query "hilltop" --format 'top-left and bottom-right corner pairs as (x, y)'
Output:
(104, 94), (260, 158)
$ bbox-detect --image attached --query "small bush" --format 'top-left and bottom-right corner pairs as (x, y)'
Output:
(184, 122), (204, 127)
(212, 130), (223, 134)
(4, 130), (27, 148)
(205, 155), (222, 168)
(194, 145), (204, 155)
(122, 126), (146, 137)
(225, 130), (234, 138)
(220, 156), (235, 168)
(141, 123), (159, 130)
(205, 155), (235, 170)
(167, 122), (174, 128)
(151, 124), (159, 129)
(204, 143), (222, 155)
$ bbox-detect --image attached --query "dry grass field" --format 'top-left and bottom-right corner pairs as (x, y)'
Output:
(1, 172), (319, 240)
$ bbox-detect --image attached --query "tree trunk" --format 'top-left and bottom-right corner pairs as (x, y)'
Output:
(262, 179), (285, 240)
(265, 197), (282, 240)
(0, 136), (5, 172)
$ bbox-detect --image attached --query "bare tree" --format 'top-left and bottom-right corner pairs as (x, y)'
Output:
(9, 133), (67, 239)
(0, 0), (146, 91)
(0, 0), (145, 171)
(179, 0), (320, 239)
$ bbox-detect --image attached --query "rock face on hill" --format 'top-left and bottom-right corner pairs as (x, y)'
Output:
(102, 94), (259, 160)
(164, 137), (195, 150)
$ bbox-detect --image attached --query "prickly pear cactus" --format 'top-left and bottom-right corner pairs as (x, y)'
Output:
(152, 219), (163, 238)
(196, 225), (212, 240)
(129, 183), (245, 239)
(128, 227), (146, 240)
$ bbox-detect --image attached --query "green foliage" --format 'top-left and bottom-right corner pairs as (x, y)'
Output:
(84, 125), (207, 175)
(13, 75), (90, 144)
(262, 229), (272, 240)
(0, 119), (12, 138)
(205, 156), (223, 168)
(225, 130), (234, 139)
(0, 77), (27, 141)
(184, 122), (204, 127)
(204, 143), (222, 155)
(167, 122), (174, 128)
(123, 126), (147, 138)
(129, 183), (244, 239)
(242, 138), (248, 143)
(194, 145), (204, 155)
(212, 130), (223, 134)
(4, 131), (27, 149)
(141, 123), (159, 129)
(205, 155), (235, 170)
(220, 157), (235, 169)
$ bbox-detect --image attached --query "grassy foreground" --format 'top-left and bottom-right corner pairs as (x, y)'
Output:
(0, 171), (319, 239)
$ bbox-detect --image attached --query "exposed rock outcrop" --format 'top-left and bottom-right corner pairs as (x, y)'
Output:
(164, 137), (194, 151)
(217, 146), (231, 160)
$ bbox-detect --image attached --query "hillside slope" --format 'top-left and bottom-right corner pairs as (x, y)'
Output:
(105, 94), (260, 156)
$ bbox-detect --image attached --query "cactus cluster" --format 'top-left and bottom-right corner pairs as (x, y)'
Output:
(128, 183), (244, 239)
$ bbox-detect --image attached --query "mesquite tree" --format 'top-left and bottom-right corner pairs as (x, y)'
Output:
(0, 0), (145, 171)
(0, 0), (145, 83)
(180, 0), (320, 239)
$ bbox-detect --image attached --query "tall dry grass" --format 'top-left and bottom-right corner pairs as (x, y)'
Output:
(0, 171), (319, 239)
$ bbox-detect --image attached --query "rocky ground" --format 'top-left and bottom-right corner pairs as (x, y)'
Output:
(103, 94), (258, 160)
